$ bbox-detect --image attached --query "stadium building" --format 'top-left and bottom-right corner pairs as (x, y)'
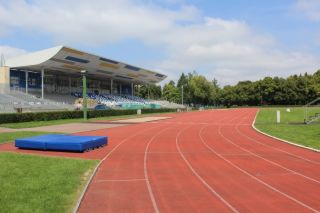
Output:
(0, 46), (184, 112)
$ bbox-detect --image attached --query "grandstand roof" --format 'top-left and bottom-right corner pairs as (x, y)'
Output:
(5, 46), (166, 84)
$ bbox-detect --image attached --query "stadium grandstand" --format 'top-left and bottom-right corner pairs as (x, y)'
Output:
(0, 46), (184, 113)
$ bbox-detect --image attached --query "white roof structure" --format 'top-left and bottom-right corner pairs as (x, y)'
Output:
(6, 45), (166, 84)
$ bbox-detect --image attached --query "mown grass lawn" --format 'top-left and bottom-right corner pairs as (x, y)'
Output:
(255, 107), (320, 150)
(0, 131), (59, 144)
(0, 118), (85, 129)
(0, 153), (98, 213)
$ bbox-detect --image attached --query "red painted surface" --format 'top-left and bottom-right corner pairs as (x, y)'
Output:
(1, 109), (320, 212)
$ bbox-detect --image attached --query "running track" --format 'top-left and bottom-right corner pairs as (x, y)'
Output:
(1, 108), (319, 212)
(75, 108), (320, 213)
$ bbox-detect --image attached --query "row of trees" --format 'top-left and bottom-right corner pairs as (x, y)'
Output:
(135, 70), (320, 106)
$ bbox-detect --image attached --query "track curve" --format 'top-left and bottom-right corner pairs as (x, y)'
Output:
(78, 108), (320, 213)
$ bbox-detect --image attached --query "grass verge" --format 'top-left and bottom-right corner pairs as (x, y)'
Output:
(255, 107), (320, 150)
(0, 152), (98, 213)
(0, 119), (84, 129)
(0, 131), (60, 144)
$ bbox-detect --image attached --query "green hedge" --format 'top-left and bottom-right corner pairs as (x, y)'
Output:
(141, 108), (176, 114)
(0, 108), (176, 124)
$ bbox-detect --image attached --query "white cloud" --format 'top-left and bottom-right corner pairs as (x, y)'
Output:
(154, 17), (318, 85)
(0, 0), (200, 45)
(0, 0), (318, 85)
(315, 33), (320, 45)
(0, 45), (27, 62)
(294, 0), (320, 21)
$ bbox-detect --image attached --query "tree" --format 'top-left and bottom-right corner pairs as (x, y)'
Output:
(162, 81), (180, 103)
(134, 84), (162, 99)
(189, 75), (214, 105)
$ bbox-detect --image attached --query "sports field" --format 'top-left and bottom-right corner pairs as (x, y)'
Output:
(255, 107), (320, 149)
(0, 108), (319, 212)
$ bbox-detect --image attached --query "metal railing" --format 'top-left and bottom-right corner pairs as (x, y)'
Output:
(304, 97), (320, 124)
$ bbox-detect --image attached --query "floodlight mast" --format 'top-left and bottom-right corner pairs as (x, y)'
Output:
(181, 85), (184, 105)
(81, 70), (88, 120)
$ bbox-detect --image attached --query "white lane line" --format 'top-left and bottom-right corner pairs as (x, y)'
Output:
(144, 125), (175, 213)
(74, 123), (165, 213)
(150, 122), (250, 126)
(219, 126), (320, 185)
(147, 151), (213, 154)
(200, 126), (319, 213)
(176, 126), (239, 213)
(96, 179), (146, 183)
(235, 125), (320, 165)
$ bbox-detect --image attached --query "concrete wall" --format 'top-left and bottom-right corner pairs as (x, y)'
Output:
(0, 66), (10, 93)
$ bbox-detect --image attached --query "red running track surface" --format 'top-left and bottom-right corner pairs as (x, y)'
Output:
(1, 108), (319, 212)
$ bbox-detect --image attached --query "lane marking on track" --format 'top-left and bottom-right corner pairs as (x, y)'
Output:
(199, 125), (319, 213)
(95, 179), (146, 183)
(219, 126), (320, 185)
(144, 125), (176, 213)
(176, 126), (239, 213)
(74, 123), (166, 213)
(255, 172), (292, 177)
(151, 121), (251, 126)
(220, 153), (252, 156)
(147, 151), (213, 154)
(236, 125), (320, 165)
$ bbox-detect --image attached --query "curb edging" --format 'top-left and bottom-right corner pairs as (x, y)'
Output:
(73, 160), (102, 213)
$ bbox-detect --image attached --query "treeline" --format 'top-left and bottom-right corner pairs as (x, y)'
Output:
(135, 70), (320, 106)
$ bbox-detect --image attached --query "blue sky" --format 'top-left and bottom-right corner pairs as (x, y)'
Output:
(0, 0), (319, 85)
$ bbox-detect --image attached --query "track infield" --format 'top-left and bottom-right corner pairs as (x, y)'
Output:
(1, 108), (319, 212)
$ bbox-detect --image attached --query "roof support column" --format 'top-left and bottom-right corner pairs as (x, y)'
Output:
(131, 82), (134, 96)
(69, 77), (71, 93)
(119, 83), (122, 95)
(25, 71), (28, 94)
(41, 68), (44, 99)
(110, 79), (113, 95)
(98, 81), (101, 94)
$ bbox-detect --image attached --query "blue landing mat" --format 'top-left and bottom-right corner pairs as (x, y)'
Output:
(15, 134), (108, 152)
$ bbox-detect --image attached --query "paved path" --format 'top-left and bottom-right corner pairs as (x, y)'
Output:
(110, 116), (171, 123)
(0, 127), (16, 133)
(18, 123), (127, 133)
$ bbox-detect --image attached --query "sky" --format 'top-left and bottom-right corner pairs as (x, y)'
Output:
(0, 0), (319, 86)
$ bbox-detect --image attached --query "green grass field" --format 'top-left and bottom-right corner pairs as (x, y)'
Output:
(0, 112), (171, 129)
(255, 107), (320, 150)
(0, 153), (97, 213)
(0, 131), (60, 144)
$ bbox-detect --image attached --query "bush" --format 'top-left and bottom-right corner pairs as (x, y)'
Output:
(0, 108), (176, 124)
(141, 108), (176, 114)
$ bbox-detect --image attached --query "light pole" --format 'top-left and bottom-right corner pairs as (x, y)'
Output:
(181, 85), (184, 105)
(81, 70), (88, 120)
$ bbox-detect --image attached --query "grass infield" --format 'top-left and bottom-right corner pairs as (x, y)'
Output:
(0, 153), (98, 213)
(255, 107), (320, 150)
